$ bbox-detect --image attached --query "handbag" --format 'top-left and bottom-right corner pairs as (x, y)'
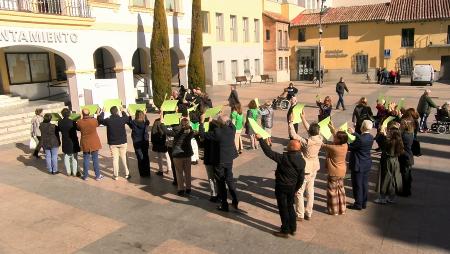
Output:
(29, 137), (37, 150)
(412, 139), (422, 156)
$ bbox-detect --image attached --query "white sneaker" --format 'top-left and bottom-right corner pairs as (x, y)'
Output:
(374, 198), (387, 204)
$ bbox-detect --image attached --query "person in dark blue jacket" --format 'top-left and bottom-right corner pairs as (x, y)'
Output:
(128, 109), (150, 177)
(348, 120), (374, 210)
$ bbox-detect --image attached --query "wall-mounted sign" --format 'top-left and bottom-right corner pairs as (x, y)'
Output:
(0, 29), (78, 44)
(384, 49), (391, 59)
(325, 49), (347, 58)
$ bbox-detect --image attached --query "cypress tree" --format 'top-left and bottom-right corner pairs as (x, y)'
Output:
(150, 0), (172, 108)
(188, 0), (206, 91)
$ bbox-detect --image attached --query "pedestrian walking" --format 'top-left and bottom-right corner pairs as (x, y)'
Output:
(347, 120), (374, 210)
(58, 108), (81, 177)
(260, 100), (274, 146)
(98, 106), (131, 180)
(31, 108), (44, 158)
(375, 121), (404, 204)
(288, 111), (322, 221)
(352, 97), (374, 134)
(258, 135), (305, 238)
(322, 122), (349, 216)
(77, 108), (103, 181)
(161, 117), (194, 196)
(128, 109), (151, 177)
(200, 114), (239, 212)
(151, 118), (171, 176)
(231, 103), (244, 153)
(416, 89), (438, 132)
(335, 77), (349, 110)
(40, 113), (61, 174)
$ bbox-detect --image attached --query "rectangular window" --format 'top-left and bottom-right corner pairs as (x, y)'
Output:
(285, 57), (288, 70)
(298, 28), (306, 42)
(244, 59), (250, 74)
(202, 11), (210, 33)
(278, 30), (282, 49)
(278, 57), (283, 70)
(243, 17), (249, 42)
(399, 57), (413, 75)
(284, 31), (288, 48)
(254, 19), (260, 42)
(132, 0), (146, 7)
(401, 28), (415, 47)
(6, 53), (50, 85)
(217, 61), (225, 80)
(230, 15), (238, 42)
(216, 13), (224, 41)
(254, 59), (260, 76)
(340, 25), (348, 40)
(354, 54), (368, 73)
(231, 60), (238, 78)
(265, 29), (270, 41)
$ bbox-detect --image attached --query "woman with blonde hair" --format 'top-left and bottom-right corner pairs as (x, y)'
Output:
(245, 99), (260, 149)
(231, 103), (244, 153)
(127, 110), (151, 177)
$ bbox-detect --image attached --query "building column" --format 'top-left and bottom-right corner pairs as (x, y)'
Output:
(178, 63), (187, 87)
(115, 67), (136, 106)
(0, 49), (10, 94)
(65, 69), (96, 112)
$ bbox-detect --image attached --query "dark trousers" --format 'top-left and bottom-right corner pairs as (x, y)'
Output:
(336, 93), (345, 109)
(275, 185), (297, 234)
(134, 141), (150, 177)
(167, 146), (177, 183)
(33, 136), (43, 156)
(400, 166), (412, 196)
(216, 162), (238, 208)
(419, 113), (429, 131)
(351, 170), (369, 209)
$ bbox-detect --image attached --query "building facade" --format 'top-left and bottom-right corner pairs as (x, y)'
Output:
(201, 0), (263, 86)
(0, 0), (192, 111)
(290, 0), (450, 82)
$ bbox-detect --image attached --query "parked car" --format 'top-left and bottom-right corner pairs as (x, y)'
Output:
(411, 64), (434, 86)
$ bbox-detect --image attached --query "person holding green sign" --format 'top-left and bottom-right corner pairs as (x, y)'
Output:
(288, 111), (323, 221)
(231, 103), (244, 153)
(245, 99), (260, 149)
(260, 100), (275, 146)
(128, 110), (151, 178)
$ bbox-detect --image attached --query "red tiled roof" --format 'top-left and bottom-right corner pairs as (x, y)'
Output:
(291, 0), (450, 27)
(387, 0), (450, 22)
(291, 3), (389, 27)
(263, 11), (290, 24)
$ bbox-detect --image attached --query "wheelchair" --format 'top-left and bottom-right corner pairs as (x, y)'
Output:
(272, 97), (290, 111)
(430, 112), (450, 134)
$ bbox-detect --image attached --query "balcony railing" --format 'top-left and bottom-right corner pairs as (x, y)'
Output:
(0, 0), (91, 18)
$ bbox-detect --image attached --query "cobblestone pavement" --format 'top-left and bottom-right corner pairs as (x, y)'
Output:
(0, 81), (449, 254)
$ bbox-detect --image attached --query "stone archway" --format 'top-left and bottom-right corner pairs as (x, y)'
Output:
(132, 47), (151, 98)
(170, 47), (187, 87)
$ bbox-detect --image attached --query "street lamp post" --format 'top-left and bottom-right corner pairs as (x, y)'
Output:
(318, 0), (325, 88)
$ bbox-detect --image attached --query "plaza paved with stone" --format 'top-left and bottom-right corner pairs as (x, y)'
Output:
(0, 81), (449, 254)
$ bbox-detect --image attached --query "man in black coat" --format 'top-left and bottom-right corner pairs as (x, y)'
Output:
(258, 135), (305, 238)
(98, 106), (130, 180)
(199, 114), (239, 212)
(347, 120), (374, 210)
(58, 108), (81, 177)
(227, 85), (240, 109)
(336, 77), (350, 110)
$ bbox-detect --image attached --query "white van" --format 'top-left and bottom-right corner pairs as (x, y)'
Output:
(411, 64), (435, 86)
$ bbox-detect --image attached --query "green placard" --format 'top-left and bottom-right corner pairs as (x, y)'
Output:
(188, 104), (198, 112)
(397, 98), (405, 109)
(104, 99), (122, 112)
(164, 113), (181, 126)
(255, 98), (260, 108)
(205, 106), (222, 119)
(69, 113), (81, 121)
(128, 104), (146, 115)
(248, 118), (271, 139)
(318, 116), (332, 140)
(339, 122), (355, 143)
(204, 122), (210, 132)
(51, 113), (62, 122)
(382, 116), (396, 129)
(81, 105), (99, 116)
(161, 100), (178, 112)
(292, 104), (305, 124)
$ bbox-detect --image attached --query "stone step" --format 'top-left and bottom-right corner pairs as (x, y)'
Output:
(0, 103), (66, 122)
(0, 129), (30, 142)
(0, 135), (29, 147)
(0, 123), (30, 134)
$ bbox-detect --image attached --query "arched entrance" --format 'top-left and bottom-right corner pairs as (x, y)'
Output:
(170, 47), (187, 87)
(132, 48), (151, 98)
(0, 45), (77, 108)
(93, 47), (117, 79)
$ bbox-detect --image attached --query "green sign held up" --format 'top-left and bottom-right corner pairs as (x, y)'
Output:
(128, 104), (146, 115)
(104, 99), (122, 112)
(339, 122), (356, 144)
(248, 118), (271, 139)
(292, 104), (305, 124)
(164, 113), (182, 126)
(161, 100), (178, 112)
(204, 106), (222, 119)
(318, 116), (333, 140)
(81, 105), (99, 116)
